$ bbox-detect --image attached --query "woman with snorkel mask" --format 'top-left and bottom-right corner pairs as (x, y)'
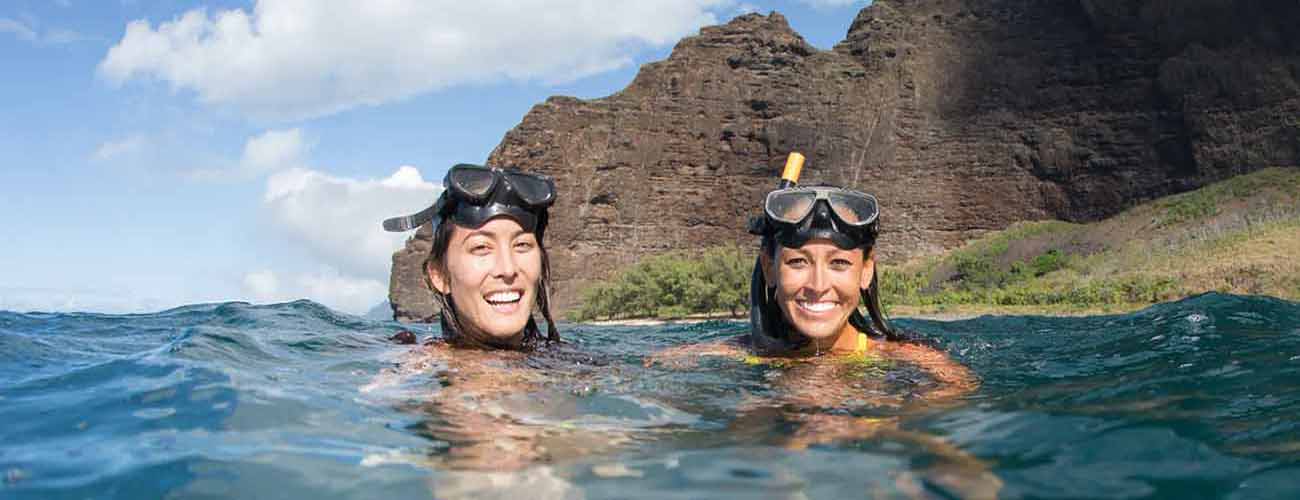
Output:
(652, 153), (977, 405)
(747, 154), (979, 408)
(372, 163), (589, 473)
(383, 163), (560, 350)
(646, 155), (997, 498)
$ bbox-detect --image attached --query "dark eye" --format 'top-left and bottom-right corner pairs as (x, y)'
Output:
(785, 257), (808, 268)
(514, 240), (535, 252)
(830, 258), (853, 270)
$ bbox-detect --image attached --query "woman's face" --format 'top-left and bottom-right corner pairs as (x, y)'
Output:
(428, 217), (543, 343)
(765, 240), (874, 344)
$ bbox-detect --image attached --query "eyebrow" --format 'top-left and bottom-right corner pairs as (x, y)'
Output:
(461, 228), (531, 241)
(785, 247), (857, 259)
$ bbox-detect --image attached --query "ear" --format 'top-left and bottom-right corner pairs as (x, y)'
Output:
(860, 249), (876, 290)
(426, 261), (449, 294)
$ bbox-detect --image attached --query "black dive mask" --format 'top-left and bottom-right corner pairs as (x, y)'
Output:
(382, 163), (556, 234)
(748, 186), (879, 249)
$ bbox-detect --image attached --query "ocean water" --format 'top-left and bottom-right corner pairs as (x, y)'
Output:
(2, 293), (1299, 499)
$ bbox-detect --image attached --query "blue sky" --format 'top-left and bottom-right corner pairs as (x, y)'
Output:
(1, 0), (872, 315)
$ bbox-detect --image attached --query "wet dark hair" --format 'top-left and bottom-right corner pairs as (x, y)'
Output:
(751, 235), (923, 354)
(424, 216), (560, 350)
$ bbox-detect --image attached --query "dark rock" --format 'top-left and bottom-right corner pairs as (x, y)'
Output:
(389, 224), (439, 322)
(389, 1), (1300, 316)
(389, 330), (418, 345)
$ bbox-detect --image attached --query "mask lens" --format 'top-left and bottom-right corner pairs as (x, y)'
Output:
(827, 191), (878, 225)
(766, 190), (817, 224)
(449, 166), (497, 198)
(505, 172), (556, 206)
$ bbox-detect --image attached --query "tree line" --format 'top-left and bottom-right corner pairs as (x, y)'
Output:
(569, 247), (752, 321)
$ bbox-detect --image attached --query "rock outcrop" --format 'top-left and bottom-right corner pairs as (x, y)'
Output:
(388, 224), (438, 322)
(391, 0), (1300, 319)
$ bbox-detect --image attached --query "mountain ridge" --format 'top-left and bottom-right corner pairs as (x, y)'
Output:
(390, 0), (1299, 320)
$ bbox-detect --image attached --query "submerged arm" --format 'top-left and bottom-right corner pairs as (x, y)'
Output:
(878, 341), (979, 403)
(643, 336), (750, 369)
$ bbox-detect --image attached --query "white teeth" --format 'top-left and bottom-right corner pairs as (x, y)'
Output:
(798, 300), (835, 312)
(486, 291), (521, 304)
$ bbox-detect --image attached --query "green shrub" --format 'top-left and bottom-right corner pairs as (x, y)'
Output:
(1029, 249), (1068, 276)
(953, 251), (1006, 288)
(1158, 195), (1218, 227)
(570, 247), (752, 321)
(878, 264), (930, 307)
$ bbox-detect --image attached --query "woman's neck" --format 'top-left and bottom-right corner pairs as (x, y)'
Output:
(807, 321), (870, 354)
(443, 314), (527, 350)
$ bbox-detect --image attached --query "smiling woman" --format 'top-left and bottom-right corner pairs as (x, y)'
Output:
(370, 163), (633, 473)
(638, 160), (997, 497)
(744, 177), (978, 402)
(650, 156), (977, 406)
(383, 163), (559, 349)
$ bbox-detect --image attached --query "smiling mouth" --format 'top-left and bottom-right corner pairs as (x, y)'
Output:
(796, 300), (837, 314)
(485, 290), (522, 305)
(484, 290), (524, 314)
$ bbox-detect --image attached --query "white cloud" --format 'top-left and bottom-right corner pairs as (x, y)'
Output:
(184, 139), (439, 313)
(242, 270), (280, 299)
(97, 0), (730, 120)
(263, 165), (441, 281)
(0, 286), (171, 314)
(241, 268), (388, 315)
(1, 16), (88, 45)
(185, 128), (308, 181)
(240, 128), (307, 174)
(91, 134), (148, 161)
(0, 18), (38, 42)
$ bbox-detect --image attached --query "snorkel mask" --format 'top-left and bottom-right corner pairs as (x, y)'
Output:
(747, 153), (893, 353)
(748, 186), (880, 250)
(383, 163), (557, 236)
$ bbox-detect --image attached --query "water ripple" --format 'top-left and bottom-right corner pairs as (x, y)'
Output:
(2, 294), (1299, 499)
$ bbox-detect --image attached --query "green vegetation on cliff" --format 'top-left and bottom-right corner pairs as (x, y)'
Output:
(885, 167), (1300, 314)
(571, 168), (1300, 320)
(568, 247), (751, 321)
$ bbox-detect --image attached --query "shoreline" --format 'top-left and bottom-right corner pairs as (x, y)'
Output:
(575, 303), (1153, 326)
(582, 316), (744, 326)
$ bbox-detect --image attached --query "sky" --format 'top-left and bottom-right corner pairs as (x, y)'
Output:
(1, 0), (873, 315)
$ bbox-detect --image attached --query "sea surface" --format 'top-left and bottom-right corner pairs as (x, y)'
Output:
(2, 293), (1299, 499)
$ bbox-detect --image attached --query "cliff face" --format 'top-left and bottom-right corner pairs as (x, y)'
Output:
(391, 0), (1300, 318)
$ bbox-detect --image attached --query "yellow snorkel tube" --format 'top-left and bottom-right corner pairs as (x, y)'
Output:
(778, 152), (804, 189)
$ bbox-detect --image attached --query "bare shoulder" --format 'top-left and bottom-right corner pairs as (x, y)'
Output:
(877, 341), (979, 400)
(401, 342), (454, 369)
(646, 336), (749, 368)
(361, 342), (452, 395)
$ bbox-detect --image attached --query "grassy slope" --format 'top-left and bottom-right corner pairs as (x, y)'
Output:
(882, 167), (1300, 316)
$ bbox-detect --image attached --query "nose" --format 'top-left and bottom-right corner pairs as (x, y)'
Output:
(808, 260), (831, 296)
(493, 247), (519, 281)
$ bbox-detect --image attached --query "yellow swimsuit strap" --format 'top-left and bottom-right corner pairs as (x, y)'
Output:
(742, 333), (871, 365)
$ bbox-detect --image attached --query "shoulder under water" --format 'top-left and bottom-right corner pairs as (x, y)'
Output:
(732, 332), (943, 407)
(3, 293), (1300, 499)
